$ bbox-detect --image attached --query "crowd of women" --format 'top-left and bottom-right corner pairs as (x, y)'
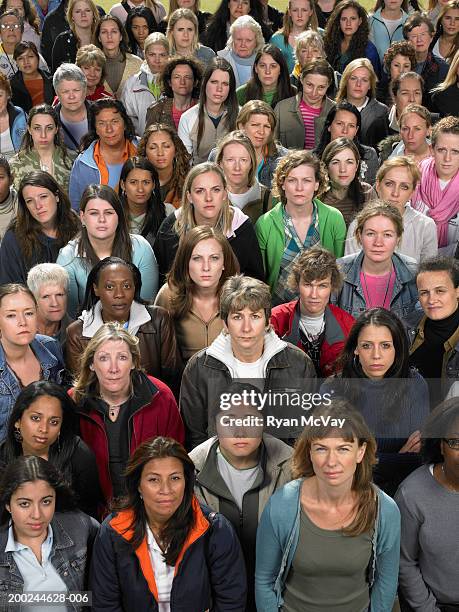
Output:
(0, 0), (456, 609)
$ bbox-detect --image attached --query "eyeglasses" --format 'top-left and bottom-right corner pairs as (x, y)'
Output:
(95, 118), (123, 129)
(443, 438), (459, 450)
(0, 23), (20, 30)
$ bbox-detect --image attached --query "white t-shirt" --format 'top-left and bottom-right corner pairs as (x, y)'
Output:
(300, 312), (325, 338)
(381, 15), (403, 38)
(232, 355), (265, 380)
(217, 448), (261, 510)
(146, 525), (174, 612)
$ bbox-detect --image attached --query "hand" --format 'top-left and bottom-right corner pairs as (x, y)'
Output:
(399, 430), (421, 454)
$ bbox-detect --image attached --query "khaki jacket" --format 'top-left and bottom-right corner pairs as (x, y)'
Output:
(274, 94), (335, 150)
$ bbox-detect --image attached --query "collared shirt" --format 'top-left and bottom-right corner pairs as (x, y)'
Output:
(5, 523), (67, 612)
(145, 524), (174, 612)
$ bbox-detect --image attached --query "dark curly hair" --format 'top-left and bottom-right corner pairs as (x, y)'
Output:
(383, 40), (416, 75)
(80, 98), (136, 151)
(324, 0), (370, 71)
(160, 55), (203, 99)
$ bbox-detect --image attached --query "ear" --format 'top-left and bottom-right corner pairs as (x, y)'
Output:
(356, 441), (367, 463)
(354, 347), (360, 356)
(79, 210), (85, 224)
(120, 180), (125, 192)
(93, 283), (100, 297)
(89, 364), (94, 371)
(14, 419), (20, 430)
(5, 504), (10, 514)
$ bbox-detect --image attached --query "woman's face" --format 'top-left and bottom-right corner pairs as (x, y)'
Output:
(433, 132), (459, 181)
(225, 307), (267, 356)
(98, 19), (123, 54)
(299, 273), (333, 317)
(145, 43), (169, 75)
(354, 323), (396, 379)
(383, 0), (403, 11)
(145, 131), (175, 172)
(400, 112), (430, 154)
(94, 264), (135, 323)
(327, 147), (358, 189)
(172, 17), (195, 50)
(282, 163), (319, 207)
(205, 69), (231, 106)
(298, 43), (323, 66)
(6, 479), (55, 544)
(220, 142), (252, 192)
(16, 396), (63, 456)
(131, 16), (150, 46)
(395, 77), (423, 116)
(359, 215), (398, 265)
(36, 283), (67, 324)
(0, 88), (9, 115)
(80, 62), (103, 89)
(232, 27), (257, 58)
(72, 0), (93, 29)
(339, 7), (362, 37)
(16, 48), (39, 76)
(346, 67), (371, 101)
(95, 108), (125, 148)
(170, 63), (195, 97)
(376, 166), (414, 210)
(254, 53), (281, 90)
(80, 197), (119, 242)
(0, 164), (11, 202)
(28, 114), (57, 149)
(228, 0), (250, 23)
(22, 185), (59, 230)
(328, 110), (359, 140)
(121, 167), (154, 207)
(138, 457), (186, 525)
(188, 237), (225, 290)
(0, 293), (37, 349)
(389, 53), (412, 81)
(187, 171), (227, 225)
(441, 8), (459, 37)
(289, 0), (312, 30)
(309, 437), (366, 488)
(301, 72), (329, 108)
(91, 338), (133, 397)
(6, 0), (25, 17)
(240, 113), (272, 150)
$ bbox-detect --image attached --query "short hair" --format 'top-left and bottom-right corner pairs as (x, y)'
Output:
(300, 57), (334, 85)
(416, 256), (459, 288)
(0, 154), (12, 178)
(336, 58), (377, 104)
(422, 397), (459, 463)
(167, 8), (198, 53)
(160, 55), (202, 99)
(399, 103), (432, 128)
(354, 200), (404, 243)
(13, 40), (38, 61)
(76, 43), (106, 69)
(295, 30), (324, 62)
(383, 40), (416, 75)
(376, 156), (421, 189)
(288, 246), (343, 293)
(27, 263), (69, 297)
(216, 130), (257, 188)
(53, 63), (87, 92)
(236, 100), (277, 158)
(431, 115), (459, 148)
(0, 72), (11, 97)
(272, 150), (328, 204)
(0, 9), (23, 30)
(144, 31), (169, 53)
(390, 71), (424, 99)
(403, 12), (435, 39)
(220, 275), (272, 325)
(228, 15), (264, 54)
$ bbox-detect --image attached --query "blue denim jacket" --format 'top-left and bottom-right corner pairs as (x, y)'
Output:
(0, 334), (65, 441)
(0, 511), (99, 612)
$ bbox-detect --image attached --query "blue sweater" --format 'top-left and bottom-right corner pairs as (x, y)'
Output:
(255, 479), (401, 611)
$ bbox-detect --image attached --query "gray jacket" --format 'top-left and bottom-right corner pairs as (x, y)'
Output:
(274, 94), (335, 150)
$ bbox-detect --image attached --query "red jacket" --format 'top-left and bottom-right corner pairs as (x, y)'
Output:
(73, 373), (185, 502)
(270, 301), (355, 377)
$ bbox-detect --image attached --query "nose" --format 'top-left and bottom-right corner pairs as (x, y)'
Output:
(444, 149), (452, 162)
(114, 284), (125, 299)
(159, 479), (173, 494)
(204, 189), (212, 201)
(374, 232), (383, 245)
(372, 345), (382, 359)
(234, 157), (241, 170)
(17, 313), (26, 326)
(30, 503), (42, 520)
(202, 257), (210, 271)
(38, 420), (48, 434)
(339, 161), (346, 173)
(391, 183), (400, 197)
(49, 294), (58, 307)
(325, 450), (339, 467)
(108, 358), (120, 373)
(342, 124), (348, 134)
(310, 285), (318, 298)
(241, 316), (252, 333)
(216, 81), (222, 92)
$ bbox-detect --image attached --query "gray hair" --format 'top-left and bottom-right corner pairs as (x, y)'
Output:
(27, 264), (70, 297)
(228, 15), (264, 54)
(144, 31), (170, 52)
(295, 30), (325, 61)
(220, 275), (272, 324)
(53, 63), (87, 92)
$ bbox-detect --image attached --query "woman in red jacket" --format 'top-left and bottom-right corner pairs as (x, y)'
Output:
(72, 322), (184, 504)
(270, 246), (355, 376)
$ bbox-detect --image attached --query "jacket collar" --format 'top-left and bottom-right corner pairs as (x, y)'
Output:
(80, 301), (151, 337)
(0, 336), (59, 373)
(343, 251), (413, 286)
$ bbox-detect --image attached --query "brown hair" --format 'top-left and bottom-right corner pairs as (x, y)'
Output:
(272, 150), (328, 204)
(0, 284), (36, 309)
(376, 156), (421, 189)
(300, 57), (334, 85)
(354, 200), (404, 244)
(219, 275), (272, 325)
(0, 73), (12, 97)
(383, 40), (416, 76)
(288, 245), (343, 293)
(236, 100), (277, 158)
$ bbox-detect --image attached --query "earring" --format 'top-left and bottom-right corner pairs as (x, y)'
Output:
(14, 426), (22, 443)
(353, 354), (360, 369)
(139, 493), (143, 500)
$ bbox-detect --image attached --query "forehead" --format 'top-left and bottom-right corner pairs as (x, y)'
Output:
(286, 163), (316, 178)
(98, 263), (133, 281)
(84, 197), (115, 210)
(148, 130), (173, 144)
(26, 395), (63, 413)
(190, 171), (224, 189)
(0, 292), (35, 309)
(23, 184), (53, 197)
(434, 132), (459, 147)
(391, 53), (411, 63)
(302, 73), (329, 85)
(357, 323), (393, 340)
(409, 23), (431, 34)
(329, 147), (356, 160)
(334, 110), (357, 123)
(30, 113), (55, 125)
(96, 108), (121, 120)
(0, 15), (19, 23)
(362, 214), (397, 231)
(340, 7), (359, 17)
(172, 63), (193, 74)
(141, 457), (184, 475)
(258, 53), (278, 64)
(349, 67), (370, 78)
(400, 112), (427, 127)
(38, 282), (65, 294)
(222, 142), (250, 156)
(379, 166), (414, 183)
(58, 79), (83, 90)
(175, 17), (194, 27)
(191, 237), (223, 255)
(208, 69), (229, 81)
(417, 269), (455, 288)
(95, 338), (131, 354)
(233, 27), (256, 38)
(100, 19), (120, 31)
(126, 168), (153, 180)
(246, 112), (272, 125)
(399, 78), (422, 91)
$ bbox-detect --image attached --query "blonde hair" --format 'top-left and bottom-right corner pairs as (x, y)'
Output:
(376, 156), (421, 189)
(76, 43), (106, 69)
(280, 0), (319, 44)
(144, 31), (169, 53)
(168, 0), (200, 15)
(294, 29), (324, 62)
(431, 48), (459, 93)
(399, 103), (432, 128)
(167, 8), (199, 54)
(228, 15), (264, 54)
(354, 200), (403, 244)
(216, 130), (257, 188)
(336, 58), (377, 104)
(236, 100), (277, 158)
(67, 0), (99, 41)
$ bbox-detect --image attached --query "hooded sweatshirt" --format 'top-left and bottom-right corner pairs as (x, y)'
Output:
(120, 62), (160, 137)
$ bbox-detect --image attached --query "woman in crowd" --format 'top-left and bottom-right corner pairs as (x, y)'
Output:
(290, 30), (339, 96)
(369, 0), (409, 64)
(274, 58), (335, 151)
(377, 40), (416, 106)
(125, 6), (157, 58)
(201, 0), (272, 53)
(255, 400), (401, 611)
(431, 48), (459, 117)
(217, 15), (264, 88)
(162, 0), (211, 34)
(10, 42), (54, 113)
(27, 263), (72, 344)
(166, 8), (215, 62)
(90, 436), (247, 610)
(76, 43), (113, 102)
(138, 123), (190, 209)
(51, 0), (100, 72)
(314, 101), (380, 184)
(216, 130), (272, 224)
(110, 0), (166, 26)
(255, 150), (346, 303)
(0, 73), (27, 159)
(321, 309), (429, 495)
(270, 246), (354, 376)
(95, 14), (143, 98)
(412, 116), (459, 256)
(335, 58), (390, 149)
(69, 98), (138, 210)
(119, 156), (173, 247)
(57, 184), (158, 318)
(154, 162), (264, 284)
(145, 56), (202, 130)
(395, 398), (459, 610)
(332, 200), (418, 319)
(321, 137), (375, 227)
(346, 157), (438, 262)
(120, 32), (171, 136)
(236, 43), (296, 107)
(9, 104), (77, 193)
(387, 71), (424, 134)
(0, 156), (15, 241)
(430, 0), (459, 61)
(0, 381), (102, 517)
(72, 324), (184, 502)
(323, 0), (381, 77)
(155, 225), (239, 362)
(385, 103), (433, 164)
(270, 0), (320, 73)
(0, 285), (64, 440)
(0, 456), (99, 605)
(427, 0), (453, 26)
(0, 171), (80, 285)
(66, 256), (182, 393)
(0, 0), (40, 47)
(178, 57), (238, 164)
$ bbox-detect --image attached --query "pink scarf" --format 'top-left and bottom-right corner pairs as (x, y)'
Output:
(411, 157), (459, 247)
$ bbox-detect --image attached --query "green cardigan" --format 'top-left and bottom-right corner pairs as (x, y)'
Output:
(255, 199), (346, 291)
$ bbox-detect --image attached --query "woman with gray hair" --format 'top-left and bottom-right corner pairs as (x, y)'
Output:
(53, 63), (90, 151)
(27, 263), (72, 345)
(217, 15), (264, 87)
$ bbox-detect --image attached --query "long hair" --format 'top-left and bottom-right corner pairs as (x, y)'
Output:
(66, 0), (100, 45)
(292, 399), (378, 536)
(3, 382), (79, 484)
(313, 101), (366, 160)
(216, 129), (257, 188)
(324, 0), (370, 70)
(321, 137), (366, 212)
(13, 171), (80, 263)
(421, 397), (459, 464)
(430, 0), (459, 63)
(166, 225), (239, 319)
(80, 98), (135, 152)
(112, 437), (196, 566)
(78, 184), (132, 270)
(119, 156), (166, 240)
(280, 0), (319, 44)
(125, 6), (157, 54)
(0, 456), (75, 525)
(431, 48), (459, 93)
(336, 58), (377, 103)
(94, 14), (130, 60)
(167, 8), (199, 54)
(244, 44), (296, 108)
(196, 57), (238, 157)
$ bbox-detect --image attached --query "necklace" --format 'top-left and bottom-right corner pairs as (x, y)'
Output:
(441, 464), (459, 493)
(361, 264), (393, 309)
(100, 394), (128, 423)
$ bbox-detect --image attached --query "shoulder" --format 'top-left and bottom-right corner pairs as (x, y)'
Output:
(337, 253), (359, 270)
(271, 300), (297, 319)
(315, 199), (345, 222)
(189, 436), (217, 468)
(181, 104), (199, 121)
(145, 374), (175, 401)
(395, 465), (431, 500)
(393, 252), (417, 275)
(53, 510), (99, 536)
(131, 233), (153, 252)
(327, 303), (355, 327)
(264, 478), (302, 517)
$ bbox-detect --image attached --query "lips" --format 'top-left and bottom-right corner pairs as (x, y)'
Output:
(34, 436), (48, 444)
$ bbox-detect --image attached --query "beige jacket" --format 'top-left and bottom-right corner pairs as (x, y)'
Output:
(104, 53), (143, 99)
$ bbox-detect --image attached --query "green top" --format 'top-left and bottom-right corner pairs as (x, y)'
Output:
(236, 84), (277, 107)
(9, 147), (77, 194)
